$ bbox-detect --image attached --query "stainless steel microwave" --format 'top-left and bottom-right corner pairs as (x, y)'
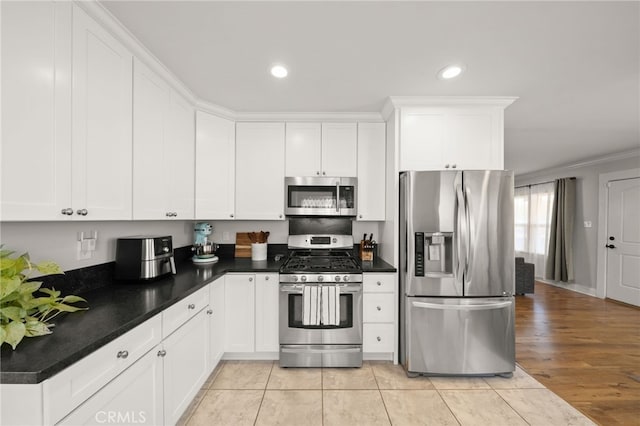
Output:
(285, 177), (357, 217)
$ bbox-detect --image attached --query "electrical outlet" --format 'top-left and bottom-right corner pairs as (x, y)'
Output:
(76, 241), (91, 260)
(584, 221), (592, 228)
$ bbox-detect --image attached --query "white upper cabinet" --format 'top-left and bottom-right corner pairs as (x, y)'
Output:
(321, 123), (358, 177)
(235, 122), (285, 220)
(285, 123), (322, 176)
(285, 122), (357, 177)
(133, 59), (194, 220)
(357, 122), (386, 221)
(1, 1), (72, 220)
(195, 111), (236, 220)
(72, 4), (133, 220)
(399, 100), (513, 171)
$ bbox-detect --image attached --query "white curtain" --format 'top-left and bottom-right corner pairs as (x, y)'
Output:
(514, 183), (555, 276)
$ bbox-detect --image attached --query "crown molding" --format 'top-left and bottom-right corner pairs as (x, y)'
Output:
(78, 1), (197, 105)
(233, 111), (384, 122)
(515, 148), (640, 181)
(386, 96), (518, 110)
(195, 100), (238, 121)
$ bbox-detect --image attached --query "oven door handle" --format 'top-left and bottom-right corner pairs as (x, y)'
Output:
(279, 284), (361, 294)
(280, 345), (361, 354)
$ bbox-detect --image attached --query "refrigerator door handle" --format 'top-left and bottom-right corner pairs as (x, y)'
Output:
(463, 185), (472, 278)
(455, 183), (466, 283)
(412, 300), (512, 311)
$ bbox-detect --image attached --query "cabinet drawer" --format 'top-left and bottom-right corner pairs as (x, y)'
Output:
(44, 315), (162, 424)
(363, 273), (396, 293)
(363, 323), (395, 353)
(363, 293), (395, 323)
(162, 285), (209, 338)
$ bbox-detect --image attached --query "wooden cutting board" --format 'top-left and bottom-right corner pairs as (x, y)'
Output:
(234, 232), (252, 258)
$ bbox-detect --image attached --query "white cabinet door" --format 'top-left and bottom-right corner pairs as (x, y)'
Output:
(1, 1), (73, 221)
(357, 122), (386, 221)
(162, 308), (209, 425)
(133, 59), (194, 220)
(285, 122), (322, 177)
(224, 274), (256, 352)
(447, 109), (503, 170)
(196, 111), (236, 219)
(235, 122), (285, 220)
(165, 94), (195, 219)
(321, 123), (357, 177)
(57, 348), (163, 426)
(208, 277), (226, 368)
(72, 4), (132, 220)
(255, 273), (279, 352)
(400, 109), (447, 171)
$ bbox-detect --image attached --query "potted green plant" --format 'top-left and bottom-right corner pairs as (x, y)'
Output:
(0, 247), (88, 349)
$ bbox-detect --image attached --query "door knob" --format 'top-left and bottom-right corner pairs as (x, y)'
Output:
(605, 244), (616, 249)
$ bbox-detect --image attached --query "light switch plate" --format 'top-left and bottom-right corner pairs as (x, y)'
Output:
(76, 241), (91, 260)
(584, 221), (592, 228)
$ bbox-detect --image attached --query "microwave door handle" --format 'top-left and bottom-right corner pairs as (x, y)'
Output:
(336, 181), (340, 213)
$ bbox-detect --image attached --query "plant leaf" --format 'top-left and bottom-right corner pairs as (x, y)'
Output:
(18, 281), (42, 296)
(35, 261), (63, 275)
(2, 321), (26, 350)
(39, 287), (61, 298)
(24, 320), (52, 337)
(61, 295), (88, 304)
(0, 306), (26, 322)
(0, 249), (15, 259)
(0, 276), (21, 300)
(0, 258), (16, 273)
(50, 303), (88, 313)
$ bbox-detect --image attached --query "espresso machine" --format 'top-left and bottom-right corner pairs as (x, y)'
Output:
(192, 222), (219, 264)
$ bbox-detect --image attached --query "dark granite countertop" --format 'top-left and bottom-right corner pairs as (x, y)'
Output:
(1, 247), (395, 385)
(0, 256), (284, 385)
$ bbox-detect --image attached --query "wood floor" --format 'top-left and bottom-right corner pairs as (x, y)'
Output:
(515, 282), (640, 425)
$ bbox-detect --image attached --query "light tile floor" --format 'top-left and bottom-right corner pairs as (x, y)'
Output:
(179, 361), (596, 426)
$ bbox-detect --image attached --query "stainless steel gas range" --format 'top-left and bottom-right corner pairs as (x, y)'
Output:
(279, 218), (363, 368)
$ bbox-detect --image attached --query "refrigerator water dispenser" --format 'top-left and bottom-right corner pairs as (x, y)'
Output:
(414, 232), (453, 276)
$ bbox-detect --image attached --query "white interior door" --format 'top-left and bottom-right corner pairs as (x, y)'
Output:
(606, 177), (640, 306)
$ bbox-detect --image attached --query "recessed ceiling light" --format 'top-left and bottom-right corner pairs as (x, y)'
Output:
(438, 64), (465, 80)
(271, 65), (288, 78)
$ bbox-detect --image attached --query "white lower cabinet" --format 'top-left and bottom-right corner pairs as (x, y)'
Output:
(161, 308), (210, 426)
(208, 277), (226, 368)
(57, 347), (163, 426)
(255, 273), (279, 352)
(362, 273), (397, 360)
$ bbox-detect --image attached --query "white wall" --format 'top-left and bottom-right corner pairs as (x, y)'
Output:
(514, 151), (640, 294)
(0, 219), (382, 272)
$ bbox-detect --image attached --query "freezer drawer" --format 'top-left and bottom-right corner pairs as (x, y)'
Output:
(405, 297), (514, 375)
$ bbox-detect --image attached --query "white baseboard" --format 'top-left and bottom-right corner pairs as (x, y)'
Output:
(363, 353), (395, 362)
(222, 352), (279, 361)
(537, 279), (597, 297)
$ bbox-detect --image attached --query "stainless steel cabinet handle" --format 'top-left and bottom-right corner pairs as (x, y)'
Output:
(377, 306), (382, 311)
(452, 164), (457, 169)
(265, 276), (269, 281)
(322, 171), (326, 175)
(206, 309), (213, 315)
(359, 215), (363, 219)
(117, 350), (129, 359)
(77, 209), (88, 216)
(445, 164), (450, 168)
(249, 277), (253, 282)
(157, 350), (166, 357)
(376, 336), (381, 342)
(230, 213), (234, 218)
(376, 281), (382, 286)
(61, 208), (73, 215)
(188, 303), (196, 309)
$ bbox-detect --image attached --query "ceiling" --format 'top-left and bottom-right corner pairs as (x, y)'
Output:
(101, 1), (639, 175)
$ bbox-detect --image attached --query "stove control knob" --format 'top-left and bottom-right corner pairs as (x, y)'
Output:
(318, 275), (324, 282)
(301, 276), (307, 282)
(343, 275), (350, 282)
(335, 275), (341, 282)
(293, 276), (298, 282)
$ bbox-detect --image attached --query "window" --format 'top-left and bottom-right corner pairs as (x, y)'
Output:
(514, 183), (555, 276)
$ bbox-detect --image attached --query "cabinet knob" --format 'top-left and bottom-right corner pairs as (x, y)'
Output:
(452, 164), (457, 169)
(316, 171), (320, 176)
(61, 208), (74, 216)
(188, 303), (196, 310)
(157, 349), (166, 357)
(279, 214), (283, 219)
(359, 215), (363, 219)
(376, 336), (382, 342)
(230, 213), (234, 218)
(377, 306), (382, 311)
(265, 276), (269, 281)
(207, 309), (213, 315)
(249, 277), (253, 282)
(445, 164), (450, 169)
(376, 281), (382, 286)
(166, 212), (172, 217)
(77, 209), (88, 216)
(322, 171), (326, 176)
(117, 350), (129, 359)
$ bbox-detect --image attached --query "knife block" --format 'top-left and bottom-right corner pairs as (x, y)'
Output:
(359, 240), (376, 261)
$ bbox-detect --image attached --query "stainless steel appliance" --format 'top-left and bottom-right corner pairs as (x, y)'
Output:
(115, 235), (176, 280)
(285, 177), (357, 217)
(279, 218), (363, 367)
(400, 170), (515, 376)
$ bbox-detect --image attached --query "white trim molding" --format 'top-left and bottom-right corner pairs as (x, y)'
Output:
(538, 279), (597, 297)
(382, 95), (518, 120)
(596, 168), (640, 299)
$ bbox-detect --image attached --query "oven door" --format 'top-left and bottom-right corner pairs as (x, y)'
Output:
(285, 177), (357, 217)
(279, 283), (363, 345)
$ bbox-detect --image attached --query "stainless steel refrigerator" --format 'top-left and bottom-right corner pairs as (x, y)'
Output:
(399, 170), (515, 377)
